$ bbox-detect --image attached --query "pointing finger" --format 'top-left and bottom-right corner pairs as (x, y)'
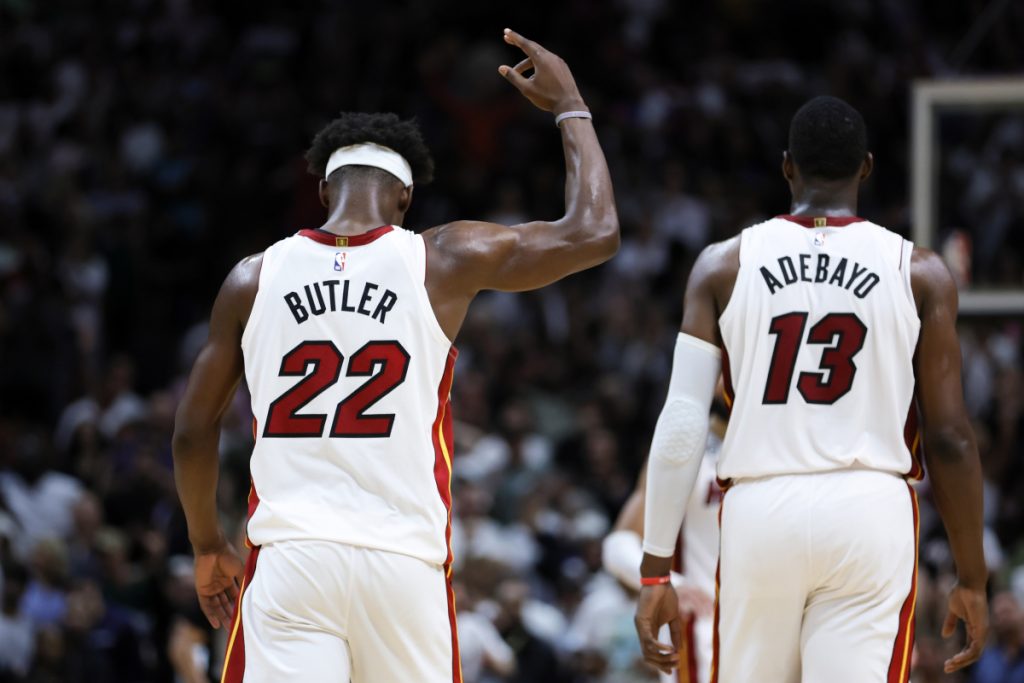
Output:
(503, 28), (542, 57)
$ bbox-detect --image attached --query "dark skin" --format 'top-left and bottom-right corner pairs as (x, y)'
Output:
(636, 151), (988, 675)
(172, 28), (619, 630)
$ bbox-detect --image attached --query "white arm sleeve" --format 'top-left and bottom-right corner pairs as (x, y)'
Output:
(642, 333), (721, 557)
(602, 529), (686, 591)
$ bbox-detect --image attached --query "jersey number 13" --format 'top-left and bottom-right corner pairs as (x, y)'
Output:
(763, 312), (867, 405)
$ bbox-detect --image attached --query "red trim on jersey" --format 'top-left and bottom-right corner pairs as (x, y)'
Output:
(717, 347), (735, 491)
(709, 495), (724, 683)
(220, 545), (261, 683)
(297, 225), (394, 246)
(431, 346), (459, 567)
(720, 347), (735, 412)
(903, 399), (925, 481)
(777, 214), (865, 228)
(886, 485), (920, 683)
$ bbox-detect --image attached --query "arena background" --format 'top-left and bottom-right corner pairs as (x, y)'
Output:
(1, 1), (1023, 681)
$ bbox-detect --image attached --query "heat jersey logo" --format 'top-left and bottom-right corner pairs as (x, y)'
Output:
(334, 252), (347, 271)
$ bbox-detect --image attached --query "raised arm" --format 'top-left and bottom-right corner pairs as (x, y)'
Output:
(910, 247), (988, 673)
(423, 30), (619, 307)
(172, 254), (260, 628)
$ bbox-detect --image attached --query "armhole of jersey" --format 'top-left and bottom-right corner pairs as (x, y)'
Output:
(895, 238), (920, 326)
(241, 239), (288, 351)
(717, 228), (748, 328)
(413, 234), (455, 346)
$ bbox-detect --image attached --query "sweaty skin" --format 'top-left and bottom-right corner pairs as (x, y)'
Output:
(635, 152), (988, 675)
(172, 29), (619, 631)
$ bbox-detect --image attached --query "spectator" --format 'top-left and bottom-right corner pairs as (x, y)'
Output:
(972, 591), (1024, 683)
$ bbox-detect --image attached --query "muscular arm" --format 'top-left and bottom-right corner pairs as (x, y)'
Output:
(423, 31), (619, 339)
(911, 248), (985, 588)
(172, 255), (261, 552)
(910, 247), (988, 672)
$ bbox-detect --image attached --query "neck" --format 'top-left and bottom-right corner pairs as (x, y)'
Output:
(320, 185), (397, 235)
(789, 183), (859, 217)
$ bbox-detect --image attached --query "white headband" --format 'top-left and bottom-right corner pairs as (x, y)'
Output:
(324, 143), (413, 187)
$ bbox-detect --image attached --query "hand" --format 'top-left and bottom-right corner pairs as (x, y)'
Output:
(498, 29), (586, 114)
(941, 582), (989, 673)
(676, 584), (714, 619)
(194, 541), (245, 629)
(634, 583), (682, 675)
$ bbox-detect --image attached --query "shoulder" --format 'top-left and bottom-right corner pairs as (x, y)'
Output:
(910, 246), (957, 315)
(423, 221), (515, 254)
(225, 252), (264, 290)
(690, 236), (741, 290)
(214, 253), (264, 328)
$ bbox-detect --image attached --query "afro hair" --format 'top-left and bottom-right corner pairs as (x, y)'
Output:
(305, 112), (435, 185)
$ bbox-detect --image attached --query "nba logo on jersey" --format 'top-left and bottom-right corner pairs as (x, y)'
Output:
(334, 252), (347, 271)
(813, 232), (826, 247)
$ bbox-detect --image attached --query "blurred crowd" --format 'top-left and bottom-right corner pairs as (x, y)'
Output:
(2, 0), (1024, 681)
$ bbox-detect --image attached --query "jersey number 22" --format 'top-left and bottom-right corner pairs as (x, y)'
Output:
(264, 340), (410, 438)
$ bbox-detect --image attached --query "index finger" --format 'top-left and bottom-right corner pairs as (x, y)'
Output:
(199, 597), (222, 629)
(943, 637), (984, 673)
(503, 28), (543, 57)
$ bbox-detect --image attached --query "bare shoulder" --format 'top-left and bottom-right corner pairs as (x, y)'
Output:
(910, 246), (957, 315)
(693, 235), (740, 277)
(215, 252), (264, 328)
(226, 252), (264, 289)
(422, 220), (516, 256)
(688, 235), (741, 306)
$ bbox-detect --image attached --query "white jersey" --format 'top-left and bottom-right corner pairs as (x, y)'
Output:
(718, 215), (921, 483)
(680, 433), (722, 594)
(240, 226), (457, 567)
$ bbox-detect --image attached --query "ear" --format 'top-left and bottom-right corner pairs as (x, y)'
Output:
(859, 152), (874, 183)
(397, 185), (414, 214)
(782, 151), (795, 182)
(318, 179), (330, 209)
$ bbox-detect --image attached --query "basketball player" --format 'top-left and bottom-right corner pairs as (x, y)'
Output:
(171, 29), (618, 683)
(603, 405), (726, 683)
(633, 96), (989, 682)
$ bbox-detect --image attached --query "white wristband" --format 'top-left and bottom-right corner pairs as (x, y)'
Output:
(555, 110), (593, 127)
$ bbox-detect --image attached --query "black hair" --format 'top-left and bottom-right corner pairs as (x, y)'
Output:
(305, 112), (435, 185)
(788, 96), (867, 181)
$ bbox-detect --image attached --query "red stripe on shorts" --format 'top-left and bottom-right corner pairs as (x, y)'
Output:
(886, 485), (920, 683)
(220, 545), (261, 683)
(445, 574), (463, 683)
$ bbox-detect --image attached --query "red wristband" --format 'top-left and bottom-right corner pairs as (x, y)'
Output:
(640, 575), (671, 586)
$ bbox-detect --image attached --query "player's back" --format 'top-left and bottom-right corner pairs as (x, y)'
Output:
(718, 215), (921, 482)
(241, 226), (457, 566)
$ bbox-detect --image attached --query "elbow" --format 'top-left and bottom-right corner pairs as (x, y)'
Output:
(923, 423), (977, 466)
(171, 420), (207, 462)
(591, 214), (621, 261)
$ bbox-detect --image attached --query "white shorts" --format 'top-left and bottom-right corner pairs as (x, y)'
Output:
(221, 540), (461, 683)
(713, 469), (918, 683)
(659, 614), (713, 683)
